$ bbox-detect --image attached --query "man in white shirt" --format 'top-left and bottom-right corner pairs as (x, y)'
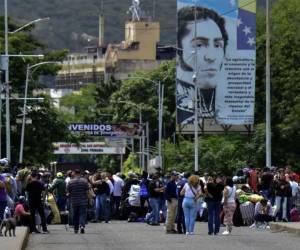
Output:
(112, 173), (124, 218)
(290, 176), (300, 207)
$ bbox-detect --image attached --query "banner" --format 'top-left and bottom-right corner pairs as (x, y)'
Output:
(68, 123), (142, 137)
(176, 0), (256, 128)
(53, 142), (125, 155)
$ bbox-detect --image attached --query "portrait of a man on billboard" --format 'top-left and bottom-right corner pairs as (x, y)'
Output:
(177, 6), (228, 124)
(176, 0), (257, 128)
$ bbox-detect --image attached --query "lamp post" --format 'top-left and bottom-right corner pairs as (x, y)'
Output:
(3, 0), (50, 161)
(116, 100), (144, 170)
(126, 75), (169, 172)
(19, 61), (60, 163)
(193, 0), (199, 173)
(266, 0), (272, 167)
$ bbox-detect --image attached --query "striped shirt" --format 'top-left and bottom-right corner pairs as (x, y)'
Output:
(67, 177), (89, 206)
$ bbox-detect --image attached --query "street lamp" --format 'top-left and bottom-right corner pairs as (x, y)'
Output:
(126, 75), (169, 172)
(19, 61), (61, 163)
(8, 17), (50, 34)
(116, 100), (144, 170)
(266, 0), (272, 167)
(3, 0), (50, 161)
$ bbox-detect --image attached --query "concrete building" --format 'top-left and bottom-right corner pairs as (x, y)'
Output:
(104, 20), (161, 80)
(55, 47), (105, 90)
(55, 1), (176, 89)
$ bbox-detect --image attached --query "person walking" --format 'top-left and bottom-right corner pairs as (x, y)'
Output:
(205, 174), (224, 235)
(112, 173), (124, 219)
(222, 177), (236, 235)
(273, 171), (291, 222)
(165, 171), (179, 234)
(148, 173), (164, 226)
(67, 169), (89, 234)
(49, 172), (67, 211)
(177, 172), (190, 234)
(180, 175), (202, 235)
(25, 171), (49, 234)
(91, 172), (111, 223)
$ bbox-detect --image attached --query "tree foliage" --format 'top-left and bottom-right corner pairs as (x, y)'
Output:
(0, 17), (70, 164)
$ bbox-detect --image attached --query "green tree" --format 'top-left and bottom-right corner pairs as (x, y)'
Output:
(0, 17), (70, 164)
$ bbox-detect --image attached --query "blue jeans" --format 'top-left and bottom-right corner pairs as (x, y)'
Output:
(95, 194), (109, 222)
(0, 200), (7, 221)
(149, 198), (160, 224)
(182, 197), (197, 233)
(159, 197), (167, 221)
(72, 205), (87, 231)
(207, 201), (221, 234)
(56, 196), (67, 211)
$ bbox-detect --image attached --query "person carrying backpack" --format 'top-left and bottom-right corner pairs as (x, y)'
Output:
(139, 172), (149, 215)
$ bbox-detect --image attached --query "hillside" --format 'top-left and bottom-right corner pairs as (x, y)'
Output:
(1, 0), (265, 52)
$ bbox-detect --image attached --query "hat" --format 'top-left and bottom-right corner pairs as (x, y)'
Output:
(56, 172), (63, 178)
(171, 171), (179, 176)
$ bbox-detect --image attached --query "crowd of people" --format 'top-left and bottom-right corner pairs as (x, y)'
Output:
(0, 162), (300, 236)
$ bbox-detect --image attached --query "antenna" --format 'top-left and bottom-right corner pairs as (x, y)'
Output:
(152, 0), (156, 20)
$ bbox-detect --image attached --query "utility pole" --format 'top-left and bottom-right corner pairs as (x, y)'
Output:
(146, 121), (149, 172)
(266, 0), (271, 167)
(193, 2), (199, 173)
(4, 0), (11, 161)
(152, 0), (156, 20)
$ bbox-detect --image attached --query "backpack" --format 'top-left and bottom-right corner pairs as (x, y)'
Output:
(139, 181), (149, 198)
(128, 185), (141, 207)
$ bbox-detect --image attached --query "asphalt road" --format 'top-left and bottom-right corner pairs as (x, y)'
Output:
(26, 221), (300, 250)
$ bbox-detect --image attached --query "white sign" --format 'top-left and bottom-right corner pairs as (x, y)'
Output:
(53, 142), (125, 155)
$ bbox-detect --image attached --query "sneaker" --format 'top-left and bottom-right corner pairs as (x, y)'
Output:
(282, 218), (288, 223)
(42, 230), (50, 234)
(258, 224), (267, 230)
(189, 232), (194, 235)
(185, 232), (190, 235)
(74, 230), (78, 234)
(222, 230), (230, 235)
(249, 223), (257, 229)
(80, 227), (85, 234)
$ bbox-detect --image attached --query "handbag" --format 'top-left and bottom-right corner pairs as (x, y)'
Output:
(188, 184), (199, 202)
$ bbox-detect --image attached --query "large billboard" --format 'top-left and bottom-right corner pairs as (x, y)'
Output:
(176, 0), (256, 131)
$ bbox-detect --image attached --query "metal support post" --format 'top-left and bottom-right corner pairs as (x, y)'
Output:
(19, 65), (30, 163)
(146, 121), (149, 172)
(4, 0), (11, 161)
(266, 0), (272, 167)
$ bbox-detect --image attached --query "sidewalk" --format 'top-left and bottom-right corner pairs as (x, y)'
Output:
(270, 222), (300, 236)
(0, 226), (29, 250)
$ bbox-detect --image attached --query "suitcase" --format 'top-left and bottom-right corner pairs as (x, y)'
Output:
(239, 201), (255, 225)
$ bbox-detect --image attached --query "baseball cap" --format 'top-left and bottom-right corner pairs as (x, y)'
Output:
(57, 172), (63, 178)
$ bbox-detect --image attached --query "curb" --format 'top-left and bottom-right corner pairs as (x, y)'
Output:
(270, 222), (300, 236)
(20, 227), (29, 250)
(0, 226), (29, 250)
